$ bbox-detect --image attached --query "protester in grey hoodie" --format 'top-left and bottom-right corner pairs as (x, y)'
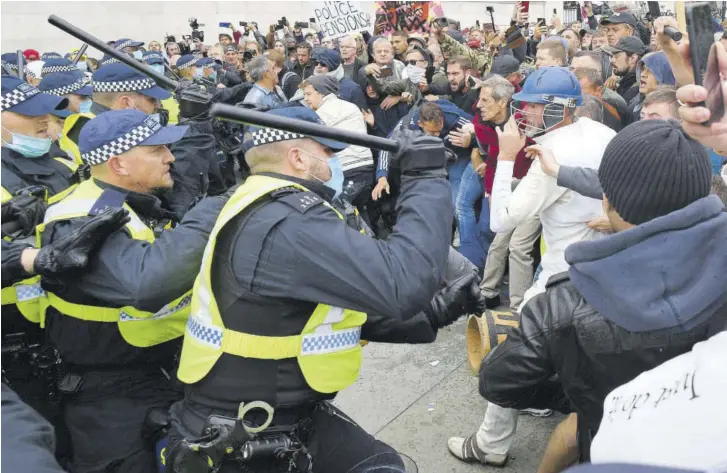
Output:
(474, 120), (727, 462)
(630, 51), (676, 121)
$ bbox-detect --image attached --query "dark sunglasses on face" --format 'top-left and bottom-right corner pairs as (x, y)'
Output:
(406, 60), (425, 66)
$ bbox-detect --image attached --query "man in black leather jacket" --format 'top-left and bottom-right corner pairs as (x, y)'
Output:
(476, 120), (727, 466)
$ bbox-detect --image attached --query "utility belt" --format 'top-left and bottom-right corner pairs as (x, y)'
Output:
(1, 333), (64, 407)
(163, 401), (316, 473)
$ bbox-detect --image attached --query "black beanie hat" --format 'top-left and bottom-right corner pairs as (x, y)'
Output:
(599, 119), (712, 225)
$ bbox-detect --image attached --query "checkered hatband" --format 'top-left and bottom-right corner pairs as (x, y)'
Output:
(1, 83), (41, 111)
(114, 40), (136, 51)
(2, 60), (18, 71)
(41, 64), (77, 75)
(251, 128), (306, 146)
(100, 57), (121, 67)
(176, 57), (198, 70)
(81, 116), (163, 165)
(92, 77), (156, 93)
(45, 79), (86, 97)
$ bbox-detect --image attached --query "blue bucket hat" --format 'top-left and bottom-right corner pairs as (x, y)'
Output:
(79, 109), (188, 166)
(92, 62), (171, 100)
(38, 72), (92, 97)
(143, 51), (165, 66)
(1, 75), (69, 116)
(176, 54), (200, 70)
(242, 107), (348, 152)
(114, 38), (145, 50)
(41, 58), (83, 79)
(313, 48), (341, 71)
(41, 52), (63, 60)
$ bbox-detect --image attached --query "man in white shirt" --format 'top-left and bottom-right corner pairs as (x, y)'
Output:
(448, 67), (616, 466)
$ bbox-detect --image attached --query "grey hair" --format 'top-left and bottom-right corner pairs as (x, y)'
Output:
(642, 85), (679, 118)
(248, 56), (272, 82)
(372, 37), (392, 50)
(481, 75), (515, 102)
(576, 95), (604, 123)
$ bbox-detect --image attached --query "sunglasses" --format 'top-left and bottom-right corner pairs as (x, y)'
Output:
(405, 60), (425, 65)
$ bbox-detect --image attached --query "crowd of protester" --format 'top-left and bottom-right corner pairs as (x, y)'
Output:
(3, 1), (727, 472)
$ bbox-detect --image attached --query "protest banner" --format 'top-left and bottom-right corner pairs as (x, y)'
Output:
(313, 1), (373, 39)
(373, 1), (444, 35)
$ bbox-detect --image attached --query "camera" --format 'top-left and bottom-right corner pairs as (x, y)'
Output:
(486, 6), (494, 13)
(189, 17), (205, 42)
(242, 51), (253, 62)
(239, 21), (248, 27)
(165, 34), (176, 44)
(295, 21), (309, 29)
(433, 17), (448, 28)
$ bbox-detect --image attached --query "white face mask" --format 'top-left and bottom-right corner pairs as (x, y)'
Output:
(721, 163), (726, 186)
(406, 64), (426, 84)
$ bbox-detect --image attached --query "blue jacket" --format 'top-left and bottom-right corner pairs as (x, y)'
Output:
(567, 195), (727, 332)
(377, 100), (473, 180)
(339, 78), (367, 111)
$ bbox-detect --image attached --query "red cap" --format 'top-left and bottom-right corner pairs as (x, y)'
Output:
(23, 49), (40, 61)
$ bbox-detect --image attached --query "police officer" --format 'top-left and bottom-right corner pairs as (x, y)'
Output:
(41, 58), (84, 79)
(113, 37), (145, 60)
(167, 107), (483, 472)
(1, 76), (80, 332)
(39, 109), (228, 473)
(38, 71), (93, 114)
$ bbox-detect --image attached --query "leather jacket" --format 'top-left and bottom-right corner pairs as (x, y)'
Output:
(479, 272), (727, 460)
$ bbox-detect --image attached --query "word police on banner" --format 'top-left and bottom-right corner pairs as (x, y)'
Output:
(313, 1), (372, 39)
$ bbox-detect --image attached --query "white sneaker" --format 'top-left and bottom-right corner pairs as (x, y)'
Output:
(447, 435), (508, 466)
(519, 408), (553, 417)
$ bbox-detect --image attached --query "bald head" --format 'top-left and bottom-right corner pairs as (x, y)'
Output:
(245, 137), (335, 186)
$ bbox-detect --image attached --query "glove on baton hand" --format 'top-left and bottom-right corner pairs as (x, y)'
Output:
(2, 194), (48, 237)
(34, 208), (130, 279)
(390, 128), (447, 176)
(427, 271), (482, 329)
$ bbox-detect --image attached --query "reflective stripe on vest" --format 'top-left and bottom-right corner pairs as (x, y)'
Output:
(177, 175), (367, 394)
(59, 112), (95, 165)
(1, 186), (12, 203)
(1, 276), (45, 323)
(38, 179), (191, 347)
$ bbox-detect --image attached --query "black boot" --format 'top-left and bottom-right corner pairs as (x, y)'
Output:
(484, 295), (501, 310)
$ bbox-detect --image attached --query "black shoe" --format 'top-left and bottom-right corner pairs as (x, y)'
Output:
(484, 295), (501, 310)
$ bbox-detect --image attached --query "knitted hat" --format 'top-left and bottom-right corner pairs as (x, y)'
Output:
(599, 120), (712, 225)
(313, 48), (341, 71)
(303, 74), (339, 96)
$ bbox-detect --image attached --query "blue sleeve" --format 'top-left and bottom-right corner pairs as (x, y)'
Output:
(709, 148), (726, 174)
(376, 150), (390, 180)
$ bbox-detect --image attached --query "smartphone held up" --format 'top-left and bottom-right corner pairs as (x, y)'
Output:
(686, 2), (724, 124)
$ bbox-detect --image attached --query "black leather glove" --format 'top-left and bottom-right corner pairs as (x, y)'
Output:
(390, 128), (448, 177)
(425, 271), (484, 329)
(1, 194), (48, 238)
(33, 208), (130, 279)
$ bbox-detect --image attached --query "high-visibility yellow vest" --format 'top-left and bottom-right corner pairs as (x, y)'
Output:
(58, 112), (95, 166)
(36, 178), (191, 347)
(1, 156), (82, 323)
(161, 97), (179, 125)
(177, 175), (367, 394)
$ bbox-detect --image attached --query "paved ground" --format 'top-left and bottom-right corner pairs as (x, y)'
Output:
(336, 315), (563, 473)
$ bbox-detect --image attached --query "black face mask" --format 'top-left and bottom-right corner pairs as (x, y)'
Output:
(155, 108), (170, 126)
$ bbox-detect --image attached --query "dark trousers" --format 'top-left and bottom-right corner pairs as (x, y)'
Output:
(169, 400), (402, 473)
(64, 370), (181, 473)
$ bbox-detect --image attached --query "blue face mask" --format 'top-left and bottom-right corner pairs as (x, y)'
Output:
(132, 50), (143, 60)
(79, 100), (93, 114)
(150, 64), (165, 75)
(300, 149), (344, 199)
(194, 68), (204, 79)
(76, 61), (88, 72)
(2, 127), (52, 158)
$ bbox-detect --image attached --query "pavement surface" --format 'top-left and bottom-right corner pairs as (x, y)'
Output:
(335, 315), (564, 473)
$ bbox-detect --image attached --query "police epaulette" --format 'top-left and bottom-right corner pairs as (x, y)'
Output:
(545, 271), (570, 289)
(275, 190), (324, 214)
(88, 188), (126, 216)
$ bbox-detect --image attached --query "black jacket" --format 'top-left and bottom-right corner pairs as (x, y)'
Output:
(616, 70), (639, 105)
(1, 147), (76, 198)
(449, 77), (480, 115)
(279, 67), (302, 101)
(292, 60), (315, 80)
(186, 171), (453, 414)
(42, 182), (226, 373)
(479, 195), (727, 461)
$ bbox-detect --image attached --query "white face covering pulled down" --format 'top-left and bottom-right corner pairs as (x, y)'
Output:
(406, 64), (425, 85)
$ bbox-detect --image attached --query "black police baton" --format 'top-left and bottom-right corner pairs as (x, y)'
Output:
(47, 15), (178, 91)
(663, 26), (683, 42)
(71, 43), (89, 66)
(209, 104), (401, 153)
(16, 49), (24, 80)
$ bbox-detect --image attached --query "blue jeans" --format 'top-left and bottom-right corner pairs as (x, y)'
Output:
(455, 163), (495, 271)
(447, 157), (470, 209)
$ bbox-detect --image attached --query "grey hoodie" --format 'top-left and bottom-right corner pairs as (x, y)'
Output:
(566, 195), (727, 332)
